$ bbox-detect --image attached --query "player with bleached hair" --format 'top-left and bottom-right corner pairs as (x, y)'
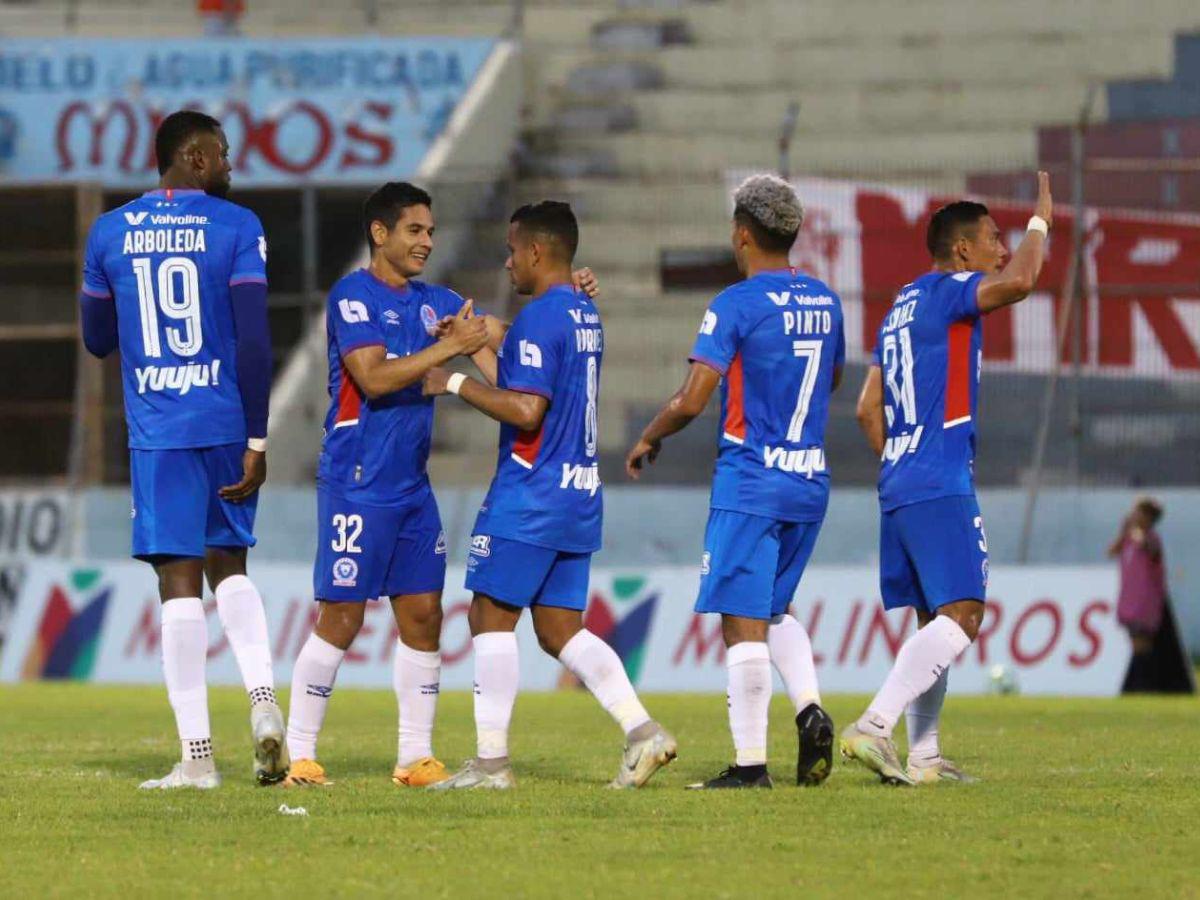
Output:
(842, 173), (1053, 784)
(627, 174), (843, 788)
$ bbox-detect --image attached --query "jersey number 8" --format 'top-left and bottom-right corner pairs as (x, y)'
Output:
(131, 256), (203, 358)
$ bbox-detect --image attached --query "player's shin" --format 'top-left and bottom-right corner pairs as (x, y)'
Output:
(905, 666), (948, 766)
(473, 632), (519, 767)
(727, 642), (772, 768)
(286, 633), (345, 762)
(558, 629), (652, 737)
(859, 616), (970, 737)
(161, 597), (214, 772)
(393, 639), (441, 766)
(767, 613), (820, 712)
(214, 574), (276, 703)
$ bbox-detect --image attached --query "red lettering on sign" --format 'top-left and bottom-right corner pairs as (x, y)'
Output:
(341, 102), (394, 168)
(56, 100), (139, 172)
(673, 614), (725, 667)
(123, 600), (160, 657)
(1009, 600), (1062, 666)
(837, 601), (862, 665)
(858, 604), (912, 664)
(973, 601), (1003, 665)
(802, 600), (825, 666)
(1069, 600), (1110, 667)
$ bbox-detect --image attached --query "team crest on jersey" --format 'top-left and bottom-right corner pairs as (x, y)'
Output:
(435, 530), (447, 555)
(469, 535), (492, 557)
(332, 557), (358, 587)
(420, 304), (439, 336)
(700, 552), (711, 576)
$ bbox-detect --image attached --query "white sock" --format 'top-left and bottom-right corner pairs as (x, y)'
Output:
(214, 574), (275, 703)
(859, 616), (971, 738)
(285, 633), (345, 761)
(558, 629), (651, 737)
(393, 640), (441, 767)
(727, 641), (771, 767)
(473, 632), (519, 760)
(160, 597), (212, 761)
(767, 613), (820, 713)
(906, 667), (948, 766)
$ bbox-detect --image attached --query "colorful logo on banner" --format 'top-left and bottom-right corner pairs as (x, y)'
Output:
(582, 576), (659, 683)
(20, 569), (111, 680)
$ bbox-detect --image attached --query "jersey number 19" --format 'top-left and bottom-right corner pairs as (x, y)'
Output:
(131, 256), (203, 358)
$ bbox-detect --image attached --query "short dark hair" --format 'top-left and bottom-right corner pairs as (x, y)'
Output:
(733, 206), (797, 254)
(510, 201), (578, 262)
(926, 201), (990, 260)
(363, 182), (433, 250)
(155, 110), (222, 176)
(1136, 497), (1164, 526)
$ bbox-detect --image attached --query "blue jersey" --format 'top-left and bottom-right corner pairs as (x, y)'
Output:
(81, 188), (267, 450)
(873, 270), (984, 512)
(474, 285), (603, 553)
(317, 269), (466, 507)
(689, 269), (845, 523)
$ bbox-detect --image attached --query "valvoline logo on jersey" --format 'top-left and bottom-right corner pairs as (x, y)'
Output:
(20, 569), (111, 680)
(580, 575), (659, 684)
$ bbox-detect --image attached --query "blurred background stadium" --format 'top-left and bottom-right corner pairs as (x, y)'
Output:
(2, 0), (1199, 688)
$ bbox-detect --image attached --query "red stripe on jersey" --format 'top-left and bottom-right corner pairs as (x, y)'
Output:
(512, 424), (544, 466)
(945, 321), (973, 423)
(335, 362), (362, 424)
(724, 353), (746, 440)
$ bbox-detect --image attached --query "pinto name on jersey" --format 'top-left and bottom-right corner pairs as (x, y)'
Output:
(690, 270), (845, 524)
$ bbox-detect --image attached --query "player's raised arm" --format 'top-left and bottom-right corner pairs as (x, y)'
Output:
(974, 171), (1053, 314)
(625, 362), (720, 479)
(856, 366), (886, 457)
(345, 299), (487, 398)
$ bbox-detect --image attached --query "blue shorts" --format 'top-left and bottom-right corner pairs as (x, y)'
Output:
(695, 509), (822, 620)
(464, 534), (591, 611)
(313, 488), (446, 602)
(130, 443), (257, 560)
(880, 495), (989, 613)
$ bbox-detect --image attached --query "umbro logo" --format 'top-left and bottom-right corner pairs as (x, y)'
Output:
(123, 211), (148, 226)
(383, 309), (401, 325)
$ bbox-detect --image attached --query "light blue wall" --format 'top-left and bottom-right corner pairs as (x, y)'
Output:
(79, 485), (1200, 652)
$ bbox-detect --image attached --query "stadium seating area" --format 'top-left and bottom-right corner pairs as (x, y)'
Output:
(2, 0), (1198, 485)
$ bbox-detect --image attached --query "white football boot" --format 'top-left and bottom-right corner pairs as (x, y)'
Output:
(427, 758), (516, 790)
(608, 725), (678, 789)
(250, 700), (289, 786)
(139, 761), (221, 790)
(907, 758), (979, 784)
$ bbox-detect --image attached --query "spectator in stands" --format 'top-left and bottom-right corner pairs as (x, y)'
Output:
(1109, 497), (1167, 655)
(198, 0), (244, 36)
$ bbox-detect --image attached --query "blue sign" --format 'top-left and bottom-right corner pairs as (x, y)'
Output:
(0, 37), (495, 186)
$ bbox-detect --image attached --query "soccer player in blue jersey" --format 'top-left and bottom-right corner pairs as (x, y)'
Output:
(281, 185), (599, 789)
(424, 201), (676, 790)
(627, 175), (842, 789)
(79, 110), (285, 790)
(841, 172), (1053, 785)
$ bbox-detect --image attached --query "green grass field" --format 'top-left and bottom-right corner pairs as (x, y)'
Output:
(2, 684), (1199, 899)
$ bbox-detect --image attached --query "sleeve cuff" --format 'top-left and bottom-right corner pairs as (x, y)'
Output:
(340, 339), (385, 355)
(81, 285), (111, 299)
(507, 382), (553, 400)
(230, 274), (268, 286)
(689, 354), (729, 376)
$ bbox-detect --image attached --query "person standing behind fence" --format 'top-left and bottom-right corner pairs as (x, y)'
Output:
(1109, 498), (1167, 656)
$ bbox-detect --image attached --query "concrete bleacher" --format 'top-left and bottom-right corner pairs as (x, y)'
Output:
(6, 0), (1200, 486)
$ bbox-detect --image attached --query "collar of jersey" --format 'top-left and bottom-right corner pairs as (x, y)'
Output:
(531, 283), (578, 303)
(143, 188), (205, 198)
(361, 268), (415, 300)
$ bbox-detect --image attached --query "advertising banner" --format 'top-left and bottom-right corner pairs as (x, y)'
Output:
(728, 173), (1200, 380)
(0, 37), (494, 186)
(0, 561), (1129, 696)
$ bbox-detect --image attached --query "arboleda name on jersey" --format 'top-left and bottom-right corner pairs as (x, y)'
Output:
(122, 226), (208, 255)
